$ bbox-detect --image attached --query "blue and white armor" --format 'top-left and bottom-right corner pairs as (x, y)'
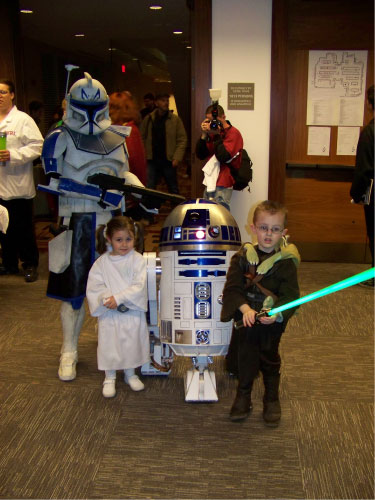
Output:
(65, 72), (110, 135)
(40, 122), (142, 223)
(40, 72), (143, 223)
(40, 72), (143, 382)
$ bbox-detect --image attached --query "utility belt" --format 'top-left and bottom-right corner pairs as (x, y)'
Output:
(246, 286), (267, 312)
(244, 263), (278, 312)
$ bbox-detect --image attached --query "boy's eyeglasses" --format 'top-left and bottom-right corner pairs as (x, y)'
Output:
(256, 225), (284, 234)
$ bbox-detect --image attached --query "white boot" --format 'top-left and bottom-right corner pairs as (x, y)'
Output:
(124, 368), (144, 391)
(58, 351), (78, 381)
(103, 370), (116, 397)
(58, 302), (85, 381)
(102, 378), (116, 398)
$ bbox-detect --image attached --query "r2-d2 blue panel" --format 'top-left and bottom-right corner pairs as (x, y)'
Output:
(159, 199), (241, 358)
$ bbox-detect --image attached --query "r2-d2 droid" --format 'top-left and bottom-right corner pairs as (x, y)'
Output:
(157, 199), (241, 401)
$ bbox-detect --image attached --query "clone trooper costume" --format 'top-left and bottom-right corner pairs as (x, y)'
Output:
(40, 73), (144, 381)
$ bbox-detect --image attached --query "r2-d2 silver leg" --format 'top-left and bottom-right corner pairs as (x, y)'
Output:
(184, 356), (218, 402)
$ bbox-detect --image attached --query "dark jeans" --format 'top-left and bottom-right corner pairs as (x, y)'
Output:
(237, 322), (283, 392)
(147, 159), (179, 194)
(0, 198), (39, 270)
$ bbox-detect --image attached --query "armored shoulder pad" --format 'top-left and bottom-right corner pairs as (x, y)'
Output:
(42, 127), (67, 156)
(42, 127), (68, 174)
(109, 124), (132, 138)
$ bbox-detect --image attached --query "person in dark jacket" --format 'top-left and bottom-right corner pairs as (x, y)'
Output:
(221, 200), (300, 425)
(140, 93), (187, 196)
(350, 85), (374, 288)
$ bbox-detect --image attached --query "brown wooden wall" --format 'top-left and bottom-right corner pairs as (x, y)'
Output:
(270, 0), (374, 262)
(0, 0), (26, 111)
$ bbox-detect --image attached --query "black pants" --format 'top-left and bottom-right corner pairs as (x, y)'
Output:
(147, 160), (179, 194)
(47, 213), (95, 309)
(237, 322), (283, 392)
(0, 198), (39, 270)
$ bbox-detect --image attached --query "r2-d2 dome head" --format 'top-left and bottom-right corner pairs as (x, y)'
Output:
(64, 72), (111, 135)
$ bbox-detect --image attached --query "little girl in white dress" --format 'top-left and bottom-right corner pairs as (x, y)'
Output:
(86, 216), (149, 398)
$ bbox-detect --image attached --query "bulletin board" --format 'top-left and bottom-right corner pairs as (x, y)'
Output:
(286, 49), (374, 166)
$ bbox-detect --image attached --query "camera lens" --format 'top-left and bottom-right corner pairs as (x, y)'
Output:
(210, 120), (219, 130)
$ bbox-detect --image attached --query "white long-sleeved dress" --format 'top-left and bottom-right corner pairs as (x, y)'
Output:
(86, 249), (150, 371)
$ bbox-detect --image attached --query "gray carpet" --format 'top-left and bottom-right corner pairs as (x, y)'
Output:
(0, 259), (373, 499)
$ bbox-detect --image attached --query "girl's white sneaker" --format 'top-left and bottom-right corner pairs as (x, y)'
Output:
(125, 374), (144, 391)
(102, 378), (116, 398)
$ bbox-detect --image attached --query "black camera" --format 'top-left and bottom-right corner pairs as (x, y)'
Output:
(210, 102), (220, 131)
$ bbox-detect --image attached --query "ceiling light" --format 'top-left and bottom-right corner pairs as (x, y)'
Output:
(108, 47), (117, 51)
(149, 5), (162, 9)
(74, 33), (85, 37)
(20, 9), (33, 13)
(186, 46), (192, 49)
(173, 31), (183, 35)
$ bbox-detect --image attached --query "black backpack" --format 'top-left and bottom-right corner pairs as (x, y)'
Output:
(229, 149), (253, 191)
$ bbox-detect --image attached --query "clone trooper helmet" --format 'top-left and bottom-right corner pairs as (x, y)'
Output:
(64, 72), (111, 135)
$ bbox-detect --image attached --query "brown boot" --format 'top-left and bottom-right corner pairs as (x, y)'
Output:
(262, 375), (281, 427)
(229, 389), (253, 421)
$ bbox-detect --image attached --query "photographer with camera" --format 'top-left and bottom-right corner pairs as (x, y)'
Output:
(196, 102), (243, 210)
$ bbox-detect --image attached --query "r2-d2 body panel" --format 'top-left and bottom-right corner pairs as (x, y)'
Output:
(159, 199), (241, 358)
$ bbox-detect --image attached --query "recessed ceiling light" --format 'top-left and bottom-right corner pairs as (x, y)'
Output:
(74, 33), (85, 37)
(20, 9), (33, 13)
(108, 47), (117, 51)
(186, 46), (192, 49)
(149, 5), (162, 9)
(173, 31), (183, 35)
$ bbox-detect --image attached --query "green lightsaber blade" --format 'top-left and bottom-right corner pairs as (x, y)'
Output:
(234, 267), (375, 329)
(267, 267), (375, 317)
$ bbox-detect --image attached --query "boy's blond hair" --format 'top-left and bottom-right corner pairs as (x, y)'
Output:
(253, 200), (288, 226)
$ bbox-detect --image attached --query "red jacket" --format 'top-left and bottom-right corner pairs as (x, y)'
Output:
(125, 120), (147, 185)
(196, 124), (243, 188)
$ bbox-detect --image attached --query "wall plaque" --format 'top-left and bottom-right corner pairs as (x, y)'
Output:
(227, 83), (254, 110)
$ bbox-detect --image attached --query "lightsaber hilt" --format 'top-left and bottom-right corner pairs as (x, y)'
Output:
(234, 308), (271, 330)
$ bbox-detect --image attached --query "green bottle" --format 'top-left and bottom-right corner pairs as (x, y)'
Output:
(0, 132), (6, 166)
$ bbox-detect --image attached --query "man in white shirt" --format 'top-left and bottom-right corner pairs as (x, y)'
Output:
(0, 79), (43, 281)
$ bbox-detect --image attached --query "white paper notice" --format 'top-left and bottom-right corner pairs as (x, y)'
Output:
(307, 50), (368, 126)
(337, 127), (360, 155)
(307, 127), (330, 156)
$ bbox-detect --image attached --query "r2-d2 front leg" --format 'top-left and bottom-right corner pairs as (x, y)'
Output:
(185, 356), (218, 402)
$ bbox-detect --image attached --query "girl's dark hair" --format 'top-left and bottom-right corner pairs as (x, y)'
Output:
(96, 216), (140, 254)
